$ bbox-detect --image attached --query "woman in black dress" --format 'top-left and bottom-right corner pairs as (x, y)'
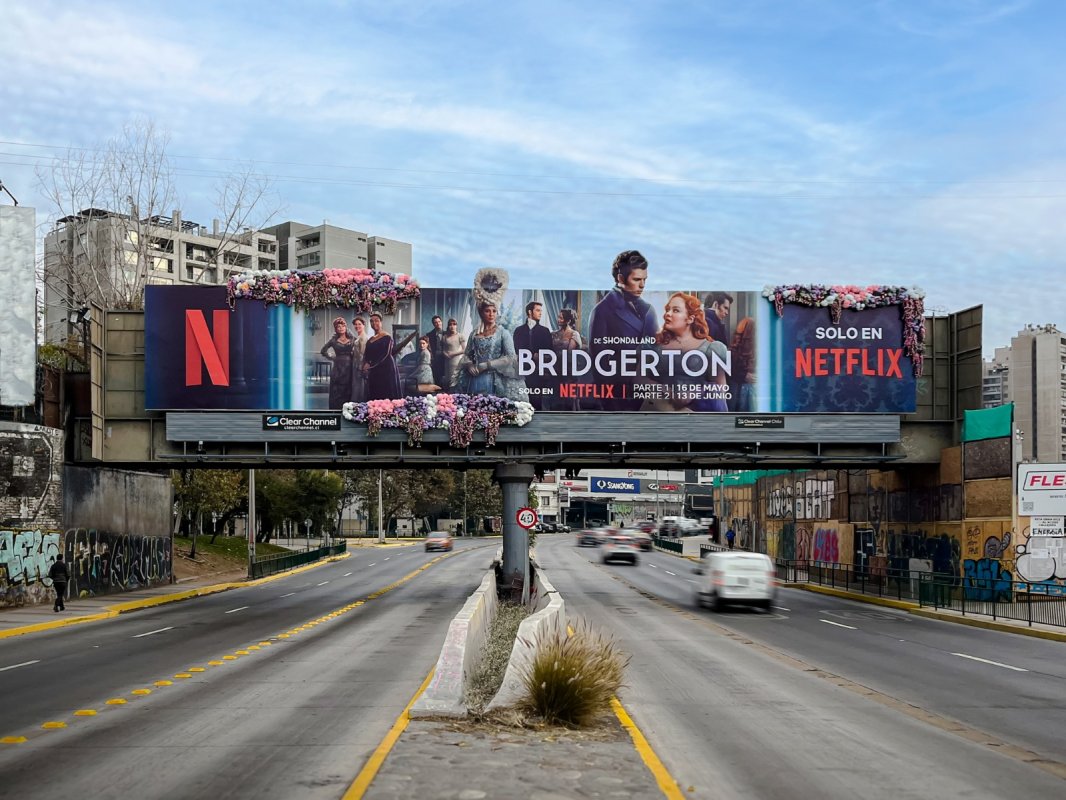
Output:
(320, 317), (356, 409)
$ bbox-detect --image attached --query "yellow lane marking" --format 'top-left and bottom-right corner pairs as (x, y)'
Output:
(208, 660), (224, 666)
(132, 689), (152, 696)
(42, 721), (67, 729)
(106, 698), (127, 705)
(1, 736), (27, 744)
(174, 674), (192, 679)
(74, 710), (96, 716)
(223, 655), (238, 660)
(155, 680), (173, 686)
(235, 650), (251, 655)
(342, 669), (435, 800)
(188, 667), (206, 673)
(258, 641), (271, 646)
(610, 698), (685, 800)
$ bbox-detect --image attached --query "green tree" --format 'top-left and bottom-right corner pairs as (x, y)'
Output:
(295, 470), (344, 538)
(173, 469), (244, 557)
(447, 469), (502, 535)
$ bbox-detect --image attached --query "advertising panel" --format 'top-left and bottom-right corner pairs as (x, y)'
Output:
(0, 205), (37, 406)
(1019, 464), (1066, 516)
(589, 476), (641, 494)
(145, 275), (919, 413)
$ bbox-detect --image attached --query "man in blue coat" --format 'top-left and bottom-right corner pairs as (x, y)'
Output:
(588, 250), (658, 410)
(513, 301), (554, 409)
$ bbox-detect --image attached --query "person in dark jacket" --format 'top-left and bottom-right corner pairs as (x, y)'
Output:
(49, 554), (69, 612)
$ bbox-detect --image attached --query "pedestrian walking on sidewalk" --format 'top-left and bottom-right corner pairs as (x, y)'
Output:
(49, 554), (69, 612)
(726, 527), (736, 550)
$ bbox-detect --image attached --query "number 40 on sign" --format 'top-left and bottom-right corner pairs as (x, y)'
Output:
(516, 507), (538, 529)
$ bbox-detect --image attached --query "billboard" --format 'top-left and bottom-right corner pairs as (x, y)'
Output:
(1019, 464), (1066, 516)
(0, 205), (37, 406)
(145, 278), (919, 413)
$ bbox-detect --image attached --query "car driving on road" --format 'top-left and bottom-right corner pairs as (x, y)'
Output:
(424, 531), (454, 552)
(601, 532), (640, 565)
(695, 551), (775, 611)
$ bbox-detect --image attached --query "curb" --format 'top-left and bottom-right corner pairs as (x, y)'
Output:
(0, 552), (351, 640)
(909, 608), (1066, 642)
(790, 583), (919, 611)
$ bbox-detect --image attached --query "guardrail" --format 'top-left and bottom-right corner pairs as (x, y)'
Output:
(778, 559), (1066, 628)
(697, 543), (730, 558)
(652, 536), (683, 554)
(251, 541), (347, 579)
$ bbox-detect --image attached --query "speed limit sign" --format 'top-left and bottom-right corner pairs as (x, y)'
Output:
(516, 507), (538, 529)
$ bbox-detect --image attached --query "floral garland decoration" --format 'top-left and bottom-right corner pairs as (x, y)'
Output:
(342, 393), (535, 448)
(762, 284), (926, 376)
(227, 268), (420, 313)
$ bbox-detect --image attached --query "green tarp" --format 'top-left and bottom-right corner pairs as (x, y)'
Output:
(963, 403), (1012, 442)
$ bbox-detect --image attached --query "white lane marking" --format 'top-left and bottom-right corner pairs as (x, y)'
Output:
(820, 619), (857, 630)
(647, 563), (658, 569)
(384, 557), (390, 561)
(665, 570), (677, 576)
(368, 563), (376, 567)
(685, 579), (699, 584)
(132, 626), (173, 638)
(343, 572), (352, 577)
(316, 581), (329, 586)
(225, 606), (249, 614)
(952, 653), (1028, 672)
(0, 660), (40, 672)
(773, 606), (791, 612)
(280, 593), (296, 598)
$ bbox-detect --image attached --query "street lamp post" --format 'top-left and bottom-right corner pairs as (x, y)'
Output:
(304, 517), (312, 551)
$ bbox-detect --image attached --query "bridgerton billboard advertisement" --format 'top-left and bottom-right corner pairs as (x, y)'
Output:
(144, 257), (924, 414)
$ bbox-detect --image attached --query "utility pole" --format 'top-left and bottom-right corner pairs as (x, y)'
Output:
(247, 469), (256, 578)
(377, 469), (385, 543)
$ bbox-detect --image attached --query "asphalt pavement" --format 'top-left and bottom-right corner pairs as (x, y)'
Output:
(3, 537), (1064, 799)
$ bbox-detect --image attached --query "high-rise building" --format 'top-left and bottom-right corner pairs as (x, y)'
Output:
(982, 346), (1010, 408)
(43, 208), (277, 343)
(987, 325), (1066, 462)
(262, 222), (412, 274)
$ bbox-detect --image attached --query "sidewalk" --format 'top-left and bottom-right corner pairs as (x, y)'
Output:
(0, 568), (250, 638)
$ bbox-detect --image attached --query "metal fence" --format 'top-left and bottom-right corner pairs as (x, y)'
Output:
(778, 559), (1066, 628)
(251, 541), (347, 579)
(652, 537), (683, 554)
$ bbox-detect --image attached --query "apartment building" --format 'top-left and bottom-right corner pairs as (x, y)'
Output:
(985, 325), (1066, 462)
(43, 208), (277, 342)
(262, 222), (413, 274)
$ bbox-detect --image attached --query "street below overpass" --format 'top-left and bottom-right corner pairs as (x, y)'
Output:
(0, 534), (1063, 798)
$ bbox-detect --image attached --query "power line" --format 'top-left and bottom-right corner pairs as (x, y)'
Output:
(3, 137), (1066, 190)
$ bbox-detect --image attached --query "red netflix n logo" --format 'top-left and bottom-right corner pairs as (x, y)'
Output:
(186, 310), (230, 386)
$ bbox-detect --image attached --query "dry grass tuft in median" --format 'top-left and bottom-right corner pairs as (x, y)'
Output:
(518, 620), (629, 727)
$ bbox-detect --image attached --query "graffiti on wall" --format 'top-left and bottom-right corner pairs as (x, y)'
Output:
(767, 478), (835, 520)
(0, 528), (172, 608)
(962, 558), (1013, 602)
(0, 528), (62, 606)
(1014, 530), (1066, 595)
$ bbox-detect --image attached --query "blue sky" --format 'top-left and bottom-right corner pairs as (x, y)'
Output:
(3, 0), (1064, 356)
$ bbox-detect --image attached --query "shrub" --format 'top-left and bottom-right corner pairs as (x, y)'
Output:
(519, 620), (629, 726)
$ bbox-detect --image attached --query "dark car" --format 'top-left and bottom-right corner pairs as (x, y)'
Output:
(576, 529), (601, 547)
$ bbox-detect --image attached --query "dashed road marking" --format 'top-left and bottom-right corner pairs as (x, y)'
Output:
(0, 660), (40, 672)
(225, 606), (249, 614)
(343, 572), (353, 577)
(952, 653), (1028, 672)
(820, 619), (857, 630)
(773, 606), (791, 612)
(280, 593), (296, 598)
(664, 570), (676, 576)
(317, 581), (329, 586)
(132, 626), (173, 638)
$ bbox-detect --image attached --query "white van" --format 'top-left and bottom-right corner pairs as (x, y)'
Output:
(695, 551), (776, 612)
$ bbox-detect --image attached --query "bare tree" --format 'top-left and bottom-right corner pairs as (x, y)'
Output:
(36, 118), (281, 323)
(37, 118), (177, 312)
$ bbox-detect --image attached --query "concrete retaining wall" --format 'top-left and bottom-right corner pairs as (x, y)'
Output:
(486, 570), (566, 711)
(409, 571), (498, 718)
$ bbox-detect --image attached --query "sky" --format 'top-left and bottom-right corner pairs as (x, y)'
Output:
(2, 0), (1064, 357)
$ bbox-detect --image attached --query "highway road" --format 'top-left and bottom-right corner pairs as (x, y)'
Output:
(3, 532), (1064, 799)
(538, 533), (1066, 798)
(0, 539), (494, 799)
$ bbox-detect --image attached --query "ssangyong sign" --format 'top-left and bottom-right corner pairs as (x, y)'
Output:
(1019, 464), (1066, 516)
(589, 477), (640, 494)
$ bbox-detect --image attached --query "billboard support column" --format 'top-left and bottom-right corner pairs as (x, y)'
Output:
(495, 463), (536, 604)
